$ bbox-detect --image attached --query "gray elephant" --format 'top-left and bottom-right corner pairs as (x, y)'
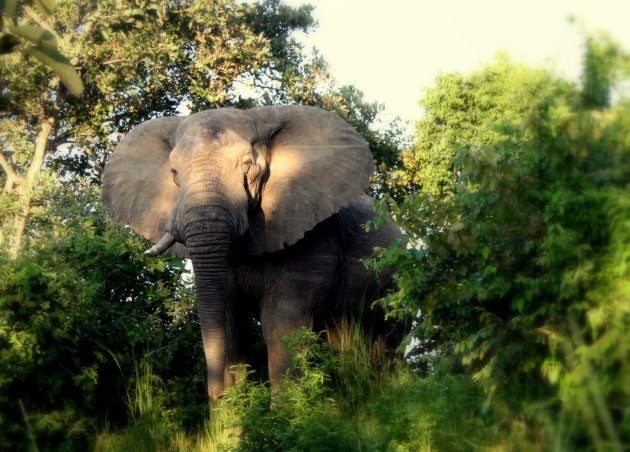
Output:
(102, 105), (402, 401)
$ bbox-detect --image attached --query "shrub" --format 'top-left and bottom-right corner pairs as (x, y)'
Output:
(377, 40), (630, 448)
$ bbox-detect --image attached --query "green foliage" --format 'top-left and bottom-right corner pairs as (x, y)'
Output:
(227, 342), (362, 451)
(243, 0), (315, 65)
(0, 180), (205, 450)
(98, 328), (494, 452)
(1, 0), (401, 188)
(580, 31), (629, 109)
(377, 36), (630, 448)
(0, 0), (84, 96)
(0, 0), (315, 184)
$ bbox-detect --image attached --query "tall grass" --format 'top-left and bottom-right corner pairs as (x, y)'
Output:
(103, 322), (628, 450)
(96, 357), (239, 451)
(97, 325), (500, 451)
(99, 324), (627, 451)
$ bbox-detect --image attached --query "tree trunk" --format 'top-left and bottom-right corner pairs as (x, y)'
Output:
(7, 118), (54, 259)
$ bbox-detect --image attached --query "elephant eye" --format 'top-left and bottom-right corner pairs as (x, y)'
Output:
(241, 157), (253, 175)
(171, 168), (179, 185)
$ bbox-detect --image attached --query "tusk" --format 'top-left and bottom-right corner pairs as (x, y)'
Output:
(144, 232), (175, 256)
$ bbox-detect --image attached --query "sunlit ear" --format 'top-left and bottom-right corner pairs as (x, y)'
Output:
(102, 116), (188, 258)
(246, 105), (374, 254)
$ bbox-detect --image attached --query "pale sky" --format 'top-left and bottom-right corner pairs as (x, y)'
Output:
(283, 0), (630, 128)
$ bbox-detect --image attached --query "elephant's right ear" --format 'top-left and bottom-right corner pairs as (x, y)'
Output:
(103, 116), (187, 258)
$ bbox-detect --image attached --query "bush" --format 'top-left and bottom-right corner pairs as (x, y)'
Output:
(94, 325), (497, 451)
(377, 41), (630, 448)
(0, 181), (204, 450)
(216, 329), (492, 451)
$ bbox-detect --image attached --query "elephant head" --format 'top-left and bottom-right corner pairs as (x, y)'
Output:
(102, 105), (374, 400)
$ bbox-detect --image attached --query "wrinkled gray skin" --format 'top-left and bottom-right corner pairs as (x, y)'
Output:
(103, 105), (402, 401)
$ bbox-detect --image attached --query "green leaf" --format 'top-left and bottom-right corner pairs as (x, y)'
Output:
(480, 247), (490, 261)
(130, 8), (145, 18)
(513, 298), (525, 313)
(0, 0), (19, 17)
(12, 24), (58, 51)
(34, 0), (55, 15)
(24, 45), (83, 96)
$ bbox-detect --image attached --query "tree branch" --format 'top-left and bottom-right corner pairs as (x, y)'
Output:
(26, 117), (53, 182)
(22, 6), (62, 42)
(8, 117), (54, 259)
(0, 153), (19, 183)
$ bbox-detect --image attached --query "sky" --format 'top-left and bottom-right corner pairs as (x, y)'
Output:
(282, 0), (630, 129)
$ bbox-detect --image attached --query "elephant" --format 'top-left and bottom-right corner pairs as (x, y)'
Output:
(102, 105), (403, 401)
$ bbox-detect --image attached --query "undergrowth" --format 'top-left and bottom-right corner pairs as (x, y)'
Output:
(96, 322), (624, 451)
(98, 327), (497, 452)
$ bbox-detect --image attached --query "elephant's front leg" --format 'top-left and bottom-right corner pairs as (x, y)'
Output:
(223, 282), (258, 388)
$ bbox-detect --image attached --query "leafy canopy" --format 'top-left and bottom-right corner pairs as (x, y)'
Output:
(375, 35), (630, 448)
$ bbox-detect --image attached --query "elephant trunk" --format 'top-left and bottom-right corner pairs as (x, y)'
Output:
(186, 217), (234, 402)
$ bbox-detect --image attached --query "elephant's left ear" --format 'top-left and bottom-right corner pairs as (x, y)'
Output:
(246, 105), (374, 254)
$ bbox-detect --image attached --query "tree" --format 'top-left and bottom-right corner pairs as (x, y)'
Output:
(0, 0), (295, 258)
(0, 0), (84, 96)
(1, 0), (404, 259)
(377, 36), (630, 448)
(580, 31), (628, 109)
